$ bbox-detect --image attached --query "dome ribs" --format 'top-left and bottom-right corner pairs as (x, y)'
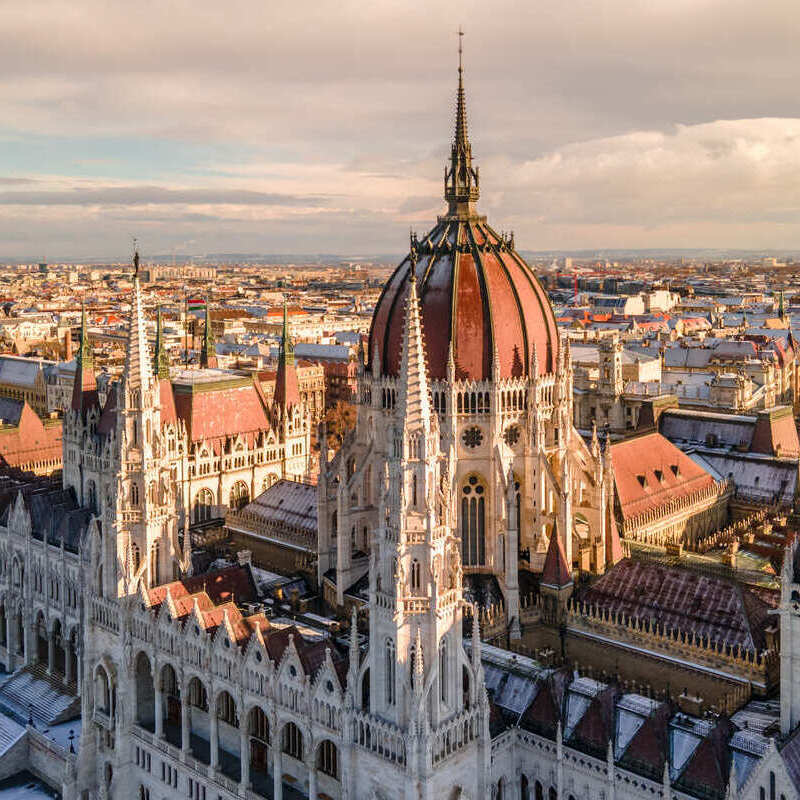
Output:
(501, 231), (559, 375)
(464, 220), (498, 381)
(480, 223), (529, 379)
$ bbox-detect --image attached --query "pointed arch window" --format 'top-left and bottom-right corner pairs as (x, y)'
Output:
(385, 639), (396, 706)
(149, 543), (160, 586)
(411, 559), (421, 592)
(130, 482), (139, 507)
(461, 475), (486, 566)
(193, 488), (213, 523)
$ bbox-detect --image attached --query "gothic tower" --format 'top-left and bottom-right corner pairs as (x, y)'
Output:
(107, 249), (183, 596)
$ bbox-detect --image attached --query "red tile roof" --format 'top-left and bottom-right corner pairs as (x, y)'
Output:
(173, 377), (271, 444)
(0, 403), (61, 471)
(610, 432), (716, 521)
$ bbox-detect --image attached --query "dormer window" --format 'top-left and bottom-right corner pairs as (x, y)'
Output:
(654, 469), (663, 483)
(637, 474), (647, 488)
(670, 464), (680, 477)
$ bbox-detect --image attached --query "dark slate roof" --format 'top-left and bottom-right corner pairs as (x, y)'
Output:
(577, 558), (770, 651)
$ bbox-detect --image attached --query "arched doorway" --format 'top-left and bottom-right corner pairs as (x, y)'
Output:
(134, 652), (155, 731)
(51, 618), (65, 676)
(35, 612), (48, 665)
(67, 628), (79, 688)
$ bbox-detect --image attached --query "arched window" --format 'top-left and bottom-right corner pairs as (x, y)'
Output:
(95, 665), (111, 714)
(217, 691), (238, 727)
(193, 488), (214, 523)
(149, 543), (160, 586)
(412, 473), (418, 506)
(282, 722), (303, 761)
(131, 544), (141, 574)
(249, 707), (270, 743)
(411, 559), (421, 592)
(317, 740), (339, 779)
(229, 481), (249, 510)
(87, 480), (97, 513)
(461, 475), (486, 566)
(385, 639), (396, 706)
(188, 678), (208, 711)
(147, 480), (156, 505)
(130, 482), (139, 507)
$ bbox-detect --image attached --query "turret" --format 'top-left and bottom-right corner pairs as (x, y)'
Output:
(71, 300), (98, 413)
(154, 305), (170, 380)
(199, 301), (217, 369)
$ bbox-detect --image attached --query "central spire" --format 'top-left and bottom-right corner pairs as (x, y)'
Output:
(124, 245), (153, 395)
(444, 28), (480, 216)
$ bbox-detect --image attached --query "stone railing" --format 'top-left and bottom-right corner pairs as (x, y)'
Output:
(225, 511), (315, 553)
(353, 711), (406, 765)
(430, 707), (481, 766)
(564, 598), (779, 689)
(90, 595), (120, 633)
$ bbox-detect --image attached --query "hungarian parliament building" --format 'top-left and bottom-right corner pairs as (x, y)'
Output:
(0, 58), (797, 800)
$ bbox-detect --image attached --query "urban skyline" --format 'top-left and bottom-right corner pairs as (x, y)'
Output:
(3, 0), (800, 258)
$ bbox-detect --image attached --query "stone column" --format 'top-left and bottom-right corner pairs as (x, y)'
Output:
(181, 696), (190, 755)
(273, 747), (282, 800)
(239, 725), (250, 789)
(210, 709), (219, 770)
(308, 766), (317, 800)
(154, 680), (163, 740)
(308, 765), (317, 800)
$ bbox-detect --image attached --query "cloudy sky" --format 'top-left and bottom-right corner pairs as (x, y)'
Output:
(2, 0), (800, 259)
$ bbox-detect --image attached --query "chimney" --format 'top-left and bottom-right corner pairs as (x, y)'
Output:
(64, 328), (72, 361)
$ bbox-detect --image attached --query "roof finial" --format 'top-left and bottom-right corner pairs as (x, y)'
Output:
(409, 229), (418, 280)
(132, 236), (140, 279)
(445, 27), (479, 214)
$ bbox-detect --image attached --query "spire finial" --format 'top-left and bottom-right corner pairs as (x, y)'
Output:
(409, 229), (418, 280)
(132, 236), (140, 279)
(154, 304), (169, 379)
(445, 27), (479, 214)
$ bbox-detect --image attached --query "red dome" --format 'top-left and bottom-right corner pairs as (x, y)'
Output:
(369, 220), (559, 381)
(369, 59), (558, 382)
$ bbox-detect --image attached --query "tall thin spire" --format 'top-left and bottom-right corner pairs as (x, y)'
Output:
(280, 297), (295, 366)
(77, 300), (93, 371)
(274, 296), (300, 411)
(444, 27), (480, 216)
(154, 305), (170, 380)
(124, 246), (153, 393)
(200, 300), (217, 368)
(71, 298), (97, 412)
(397, 234), (431, 433)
